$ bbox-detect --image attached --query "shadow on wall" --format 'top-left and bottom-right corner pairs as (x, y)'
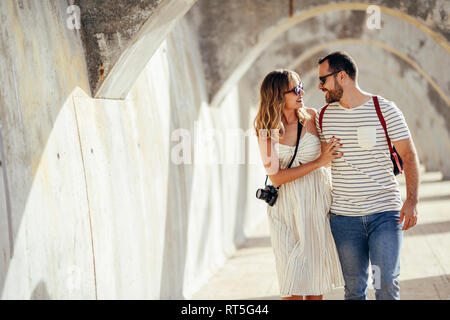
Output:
(158, 61), (197, 300)
(0, 1), (93, 297)
(30, 281), (51, 300)
(158, 19), (204, 299)
(159, 18), (259, 298)
(1, 0), (207, 299)
(232, 75), (253, 247)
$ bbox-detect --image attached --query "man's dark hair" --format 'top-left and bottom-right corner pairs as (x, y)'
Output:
(318, 51), (357, 80)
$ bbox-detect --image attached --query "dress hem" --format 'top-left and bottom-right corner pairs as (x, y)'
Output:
(280, 284), (345, 297)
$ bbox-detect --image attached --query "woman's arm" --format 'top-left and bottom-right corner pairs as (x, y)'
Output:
(258, 134), (342, 187)
(268, 159), (322, 187)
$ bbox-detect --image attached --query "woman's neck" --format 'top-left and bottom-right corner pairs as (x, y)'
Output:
(282, 110), (298, 125)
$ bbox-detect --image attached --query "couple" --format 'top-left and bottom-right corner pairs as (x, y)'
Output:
(254, 51), (420, 300)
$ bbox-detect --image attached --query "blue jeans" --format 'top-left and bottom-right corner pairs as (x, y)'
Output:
(330, 211), (403, 300)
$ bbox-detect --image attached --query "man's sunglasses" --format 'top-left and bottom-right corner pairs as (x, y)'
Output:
(319, 70), (341, 85)
(284, 82), (304, 95)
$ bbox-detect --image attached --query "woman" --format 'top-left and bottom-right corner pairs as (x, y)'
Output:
(254, 69), (344, 300)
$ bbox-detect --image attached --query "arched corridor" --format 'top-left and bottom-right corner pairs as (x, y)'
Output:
(0, 0), (448, 299)
(193, 170), (450, 300)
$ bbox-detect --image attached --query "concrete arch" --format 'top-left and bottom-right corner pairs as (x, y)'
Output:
(216, 3), (450, 177)
(288, 39), (450, 176)
(290, 39), (450, 149)
(288, 38), (450, 107)
(77, 0), (197, 99)
(300, 60), (440, 172)
(207, 1), (449, 107)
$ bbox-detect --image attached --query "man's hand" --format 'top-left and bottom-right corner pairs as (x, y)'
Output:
(393, 138), (420, 231)
(399, 198), (418, 231)
(320, 139), (338, 167)
(316, 137), (343, 167)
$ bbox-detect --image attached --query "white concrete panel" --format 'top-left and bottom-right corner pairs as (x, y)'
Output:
(0, 0), (96, 299)
(95, 0), (197, 99)
(0, 0), (269, 299)
(1, 95), (96, 300)
(72, 18), (269, 299)
(72, 36), (175, 298)
(73, 94), (166, 299)
(0, 125), (11, 293)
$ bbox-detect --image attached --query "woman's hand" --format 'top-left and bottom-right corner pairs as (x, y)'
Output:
(315, 137), (343, 167)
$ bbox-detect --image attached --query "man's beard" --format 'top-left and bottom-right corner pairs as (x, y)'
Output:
(325, 83), (343, 103)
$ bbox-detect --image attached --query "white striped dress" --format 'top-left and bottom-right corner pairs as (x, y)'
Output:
(267, 123), (344, 296)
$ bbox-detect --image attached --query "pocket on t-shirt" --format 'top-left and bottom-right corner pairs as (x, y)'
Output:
(357, 126), (377, 150)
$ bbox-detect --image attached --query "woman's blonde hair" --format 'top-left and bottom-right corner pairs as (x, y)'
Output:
(254, 69), (310, 139)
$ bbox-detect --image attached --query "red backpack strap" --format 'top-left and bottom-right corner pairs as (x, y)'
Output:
(319, 104), (329, 132)
(372, 96), (394, 155)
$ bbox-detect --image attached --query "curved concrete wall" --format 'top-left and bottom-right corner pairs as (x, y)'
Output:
(0, 1), (265, 299)
(0, 0), (95, 299)
(188, 0), (449, 104)
(235, 8), (450, 177)
(77, 0), (197, 99)
(1, 0), (448, 300)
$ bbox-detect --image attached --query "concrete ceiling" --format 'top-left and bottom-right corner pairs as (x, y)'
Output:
(73, 0), (450, 176)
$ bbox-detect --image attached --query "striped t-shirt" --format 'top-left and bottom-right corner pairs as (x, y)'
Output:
(315, 96), (411, 216)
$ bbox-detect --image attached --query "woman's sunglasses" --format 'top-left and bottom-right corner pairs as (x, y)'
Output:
(284, 82), (304, 95)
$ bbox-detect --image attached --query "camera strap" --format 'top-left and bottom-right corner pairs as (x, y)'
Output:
(265, 120), (303, 187)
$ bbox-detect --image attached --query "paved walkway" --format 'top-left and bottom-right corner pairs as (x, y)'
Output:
(192, 170), (450, 300)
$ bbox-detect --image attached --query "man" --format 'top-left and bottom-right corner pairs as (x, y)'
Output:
(315, 51), (420, 300)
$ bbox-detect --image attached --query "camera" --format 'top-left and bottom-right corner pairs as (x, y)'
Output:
(256, 185), (279, 207)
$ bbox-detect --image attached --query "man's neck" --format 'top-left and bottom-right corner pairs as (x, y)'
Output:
(339, 87), (372, 109)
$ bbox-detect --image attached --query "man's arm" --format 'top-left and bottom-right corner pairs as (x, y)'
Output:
(313, 108), (333, 167)
(393, 137), (420, 230)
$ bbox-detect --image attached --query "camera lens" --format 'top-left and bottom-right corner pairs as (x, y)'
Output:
(256, 189), (266, 199)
